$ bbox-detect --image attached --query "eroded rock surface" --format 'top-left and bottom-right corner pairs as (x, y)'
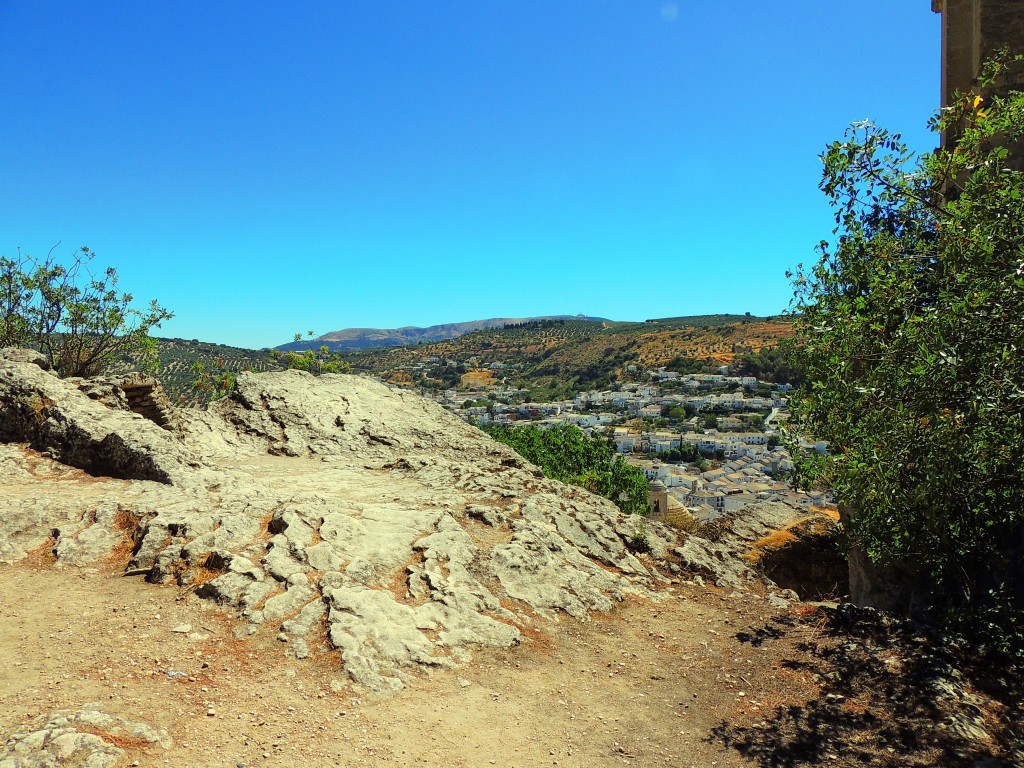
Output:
(0, 360), (670, 692)
(0, 704), (170, 768)
(0, 351), (196, 484)
(674, 501), (843, 598)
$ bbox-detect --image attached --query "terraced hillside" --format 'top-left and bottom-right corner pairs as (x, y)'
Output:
(339, 315), (794, 400)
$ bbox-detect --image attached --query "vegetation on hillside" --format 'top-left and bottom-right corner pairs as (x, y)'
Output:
(129, 335), (353, 405)
(339, 315), (793, 400)
(791, 59), (1024, 651)
(274, 334), (352, 376)
(734, 346), (805, 387)
(112, 338), (285, 404)
(480, 422), (649, 516)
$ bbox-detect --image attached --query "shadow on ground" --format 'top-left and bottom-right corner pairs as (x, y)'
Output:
(710, 604), (1024, 768)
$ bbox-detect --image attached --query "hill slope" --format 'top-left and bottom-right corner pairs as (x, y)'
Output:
(277, 315), (610, 352)
(112, 338), (285, 404)
(0, 354), (664, 692)
(338, 314), (794, 399)
(1, 351), (1018, 768)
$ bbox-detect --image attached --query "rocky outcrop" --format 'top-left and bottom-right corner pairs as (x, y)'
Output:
(674, 501), (844, 599)
(0, 704), (171, 767)
(748, 514), (846, 600)
(0, 358), (673, 693)
(0, 351), (196, 484)
(847, 538), (928, 615)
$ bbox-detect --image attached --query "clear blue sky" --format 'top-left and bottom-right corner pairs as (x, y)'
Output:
(1, 2), (940, 349)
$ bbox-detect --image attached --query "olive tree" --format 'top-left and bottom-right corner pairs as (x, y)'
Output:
(0, 246), (173, 377)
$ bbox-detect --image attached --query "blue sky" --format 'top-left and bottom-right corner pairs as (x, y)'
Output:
(1, 2), (940, 349)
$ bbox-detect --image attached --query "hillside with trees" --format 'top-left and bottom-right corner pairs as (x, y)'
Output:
(336, 314), (793, 400)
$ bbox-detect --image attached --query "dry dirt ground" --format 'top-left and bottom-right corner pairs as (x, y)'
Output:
(0, 561), (808, 768)
(2, 562), (1020, 768)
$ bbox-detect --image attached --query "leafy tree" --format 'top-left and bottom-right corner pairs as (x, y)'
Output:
(277, 332), (348, 373)
(480, 422), (649, 515)
(282, 346), (351, 374)
(664, 355), (709, 375)
(734, 345), (804, 386)
(790, 59), (1024, 650)
(661, 403), (694, 420)
(1, 246), (172, 377)
(657, 442), (704, 466)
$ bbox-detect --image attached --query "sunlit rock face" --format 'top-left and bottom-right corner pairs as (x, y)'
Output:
(0, 356), (671, 692)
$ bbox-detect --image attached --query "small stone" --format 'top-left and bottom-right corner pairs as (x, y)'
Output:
(206, 709), (216, 717)
(171, 623), (192, 633)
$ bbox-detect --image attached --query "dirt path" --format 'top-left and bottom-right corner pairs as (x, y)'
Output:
(0, 563), (809, 768)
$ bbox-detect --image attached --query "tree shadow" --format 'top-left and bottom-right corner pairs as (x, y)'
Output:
(709, 604), (1024, 767)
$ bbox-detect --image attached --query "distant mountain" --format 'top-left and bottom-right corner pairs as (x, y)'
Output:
(276, 315), (610, 352)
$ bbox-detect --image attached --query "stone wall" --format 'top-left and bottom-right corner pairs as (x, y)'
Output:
(981, 0), (1024, 95)
(116, 374), (179, 431)
(935, 0), (1024, 108)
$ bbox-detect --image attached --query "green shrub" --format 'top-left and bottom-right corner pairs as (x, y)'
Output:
(480, 422), (649, 515)
(790, 58), (1024, 651)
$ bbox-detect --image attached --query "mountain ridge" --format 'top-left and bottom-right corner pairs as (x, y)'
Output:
(276, 314), (610, 352)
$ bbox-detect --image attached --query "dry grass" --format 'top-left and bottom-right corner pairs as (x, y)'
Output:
(23, 535), (58, 566)
(256, 512), (276, 542)
(810, 505), (841, 522)
(76, 727), (155, 750)
(742, 528), (798, 563)
(107, 508), (149, 565)
(26, 392), (56, 424)
(171, 551), (230, 596)
(741, 510), (839, 566)
(387, 553), (426, 605)
(662, 509), (698, 534)
(186, 559), (227, 589)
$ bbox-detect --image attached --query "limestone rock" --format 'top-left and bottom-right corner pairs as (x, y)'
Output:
(0, 704), (170, 768)
(674, 536), (752, 589)
(0, 363), (676, 692)
(751, 514), (846, 600)
(676, 501), (842, 595)
(0, 354), (196, 484)
(0, 347), (50, 370)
